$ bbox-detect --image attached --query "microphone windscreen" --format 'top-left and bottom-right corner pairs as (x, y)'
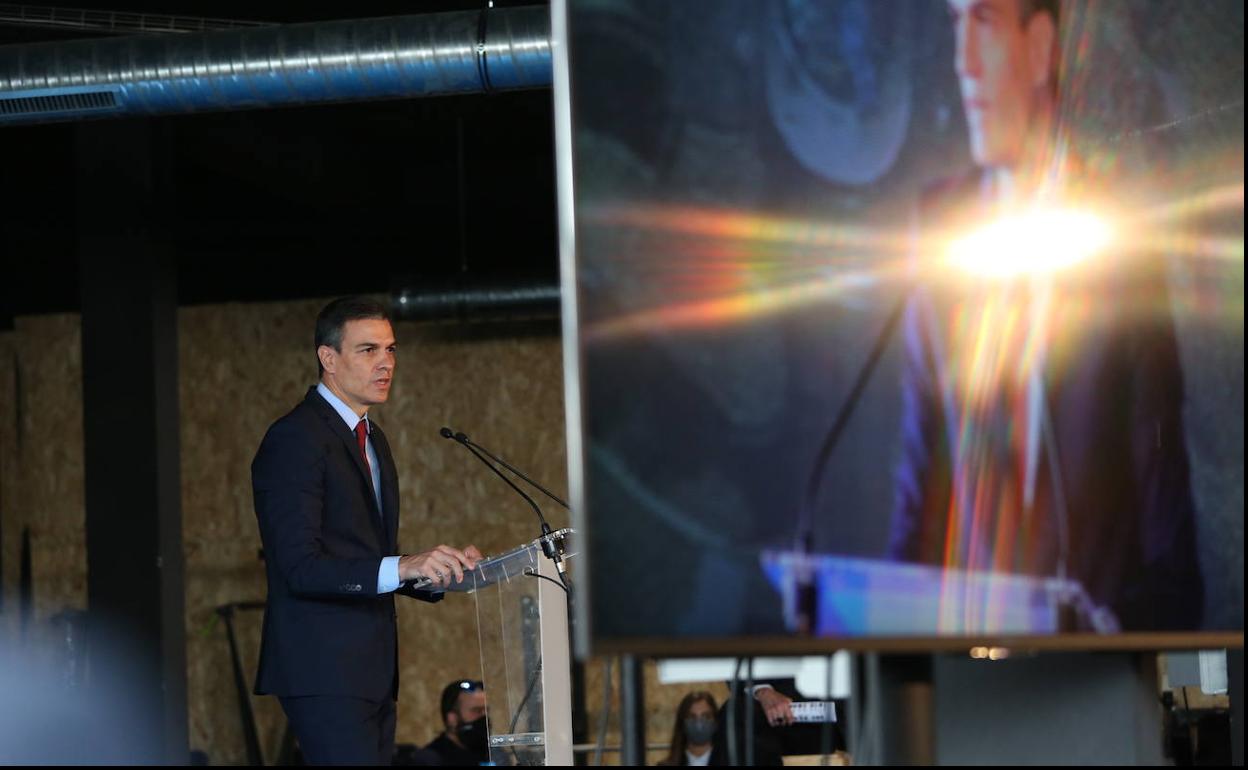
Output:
(439, 427), (454, 439)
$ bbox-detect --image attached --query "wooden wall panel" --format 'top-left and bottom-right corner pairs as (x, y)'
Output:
(9, 315), (87, 641)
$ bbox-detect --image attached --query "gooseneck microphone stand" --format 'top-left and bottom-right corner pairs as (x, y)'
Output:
(791, 286), (912, 633)
(453, 430), (569, 509)
(439, 427), (571, 574)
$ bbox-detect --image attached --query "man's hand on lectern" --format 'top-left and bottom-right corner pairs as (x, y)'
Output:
(399, 544), (482, 588)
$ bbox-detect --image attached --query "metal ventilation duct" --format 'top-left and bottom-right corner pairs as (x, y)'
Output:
(392, 276), (560, 324)
(0, 5), (551, 125)
(0, 3), (267, 35)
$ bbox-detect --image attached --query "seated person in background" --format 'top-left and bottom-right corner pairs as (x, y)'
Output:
(423, 679), (489, 766)
(658, 691), (724, 766)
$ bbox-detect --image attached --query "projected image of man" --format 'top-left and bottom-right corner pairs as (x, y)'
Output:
(887, 0), (1204, 631)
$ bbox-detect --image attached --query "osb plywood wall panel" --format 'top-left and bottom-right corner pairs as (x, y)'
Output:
(178, 300), (300, 764)
(2, 315), (87, 650)
(3, 300), (707, 765)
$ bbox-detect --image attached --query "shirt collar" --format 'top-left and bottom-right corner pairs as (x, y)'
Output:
(316, 382), (369, 434)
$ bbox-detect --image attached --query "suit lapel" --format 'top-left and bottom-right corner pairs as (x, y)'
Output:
(305, 388), (387, 547)
(370, 423), (400, 552)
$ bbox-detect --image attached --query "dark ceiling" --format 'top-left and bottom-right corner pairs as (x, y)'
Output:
(0, 0), (557, 326)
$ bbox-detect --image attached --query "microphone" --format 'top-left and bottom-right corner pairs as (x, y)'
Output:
(440, 427), (568, 571)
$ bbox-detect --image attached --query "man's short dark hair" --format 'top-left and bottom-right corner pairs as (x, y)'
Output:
(314, 296), (391, 374)
(440, 679), (484, 723)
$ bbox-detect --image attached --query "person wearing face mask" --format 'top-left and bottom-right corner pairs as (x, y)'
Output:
(424, 679), (490, 766)
(659, 692), (725, 767)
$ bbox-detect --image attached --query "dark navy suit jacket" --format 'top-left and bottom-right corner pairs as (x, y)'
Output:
(252, 386), (438, 700)
(888, 172), (1205, 631)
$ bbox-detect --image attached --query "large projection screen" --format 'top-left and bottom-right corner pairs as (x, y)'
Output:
(555, 0), (1244, 654)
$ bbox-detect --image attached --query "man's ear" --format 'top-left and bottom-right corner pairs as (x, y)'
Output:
(445, 712), (459, 731)
(317, 344), (336, 374)
(1026, 10), (1057, 92)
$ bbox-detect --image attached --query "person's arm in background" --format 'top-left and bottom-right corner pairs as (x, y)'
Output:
(713, 679), (791, 766)
(750, 682), (796, 726)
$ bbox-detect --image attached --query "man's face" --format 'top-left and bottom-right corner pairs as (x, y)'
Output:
(447, 691), (488, 731)
(949, 0), (1051, 168)
(319, 318), (395, 411)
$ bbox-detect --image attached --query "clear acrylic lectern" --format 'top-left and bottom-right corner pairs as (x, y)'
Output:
(418, 528), (575, 766)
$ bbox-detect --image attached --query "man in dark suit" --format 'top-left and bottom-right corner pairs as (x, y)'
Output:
(252, 296), (481, 765)
(888, 0), (1203, 631)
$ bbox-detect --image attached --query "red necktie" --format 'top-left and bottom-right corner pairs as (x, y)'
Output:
(354, 420), (371, 474)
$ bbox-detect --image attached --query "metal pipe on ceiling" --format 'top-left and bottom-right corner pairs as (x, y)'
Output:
(0, 3), (267, 35)
(0, 4), (551, 125)
(392, 277), (560, 324)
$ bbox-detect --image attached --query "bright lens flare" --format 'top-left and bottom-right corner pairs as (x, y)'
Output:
(945, 209), (1112, 278)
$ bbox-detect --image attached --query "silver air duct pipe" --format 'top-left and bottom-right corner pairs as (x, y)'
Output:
(0, 5), (550, 125)
(0, 4), (267, 36)
(392, 277), (560, 324)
